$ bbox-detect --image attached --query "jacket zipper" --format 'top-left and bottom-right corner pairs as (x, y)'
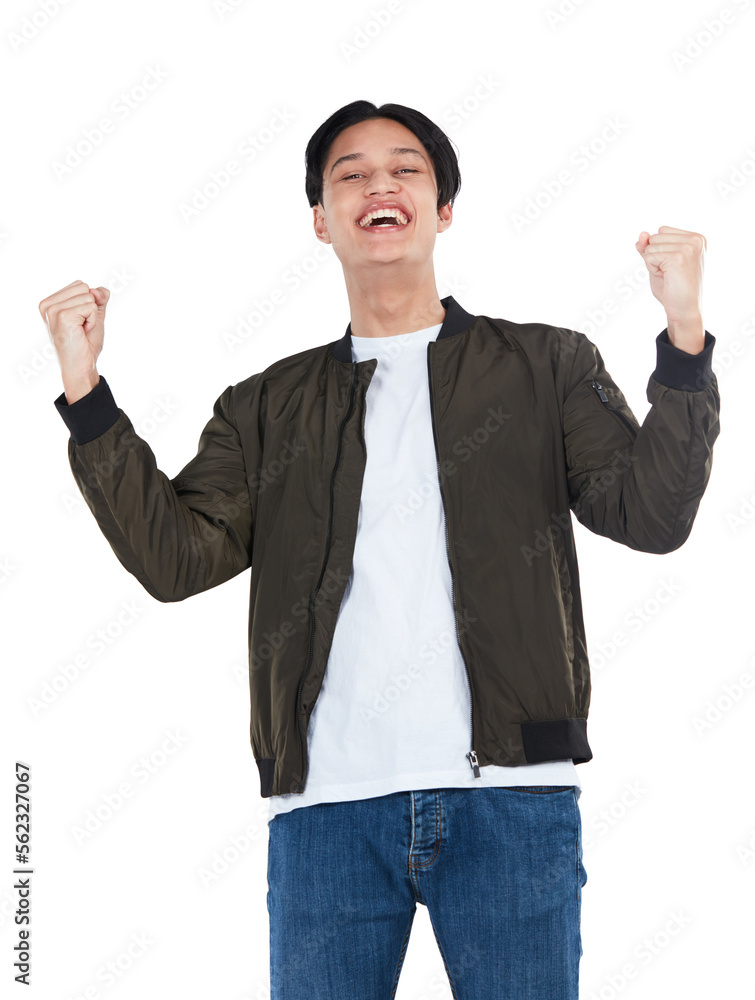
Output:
(590, 380), (638, 441)
(295, 360), (360, 793)
(427, 343), (480, 779)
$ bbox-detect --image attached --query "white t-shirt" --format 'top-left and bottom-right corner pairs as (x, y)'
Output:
(267, 321), (581, 823)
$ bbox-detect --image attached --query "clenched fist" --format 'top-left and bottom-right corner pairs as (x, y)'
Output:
(39, 280), (110, 404)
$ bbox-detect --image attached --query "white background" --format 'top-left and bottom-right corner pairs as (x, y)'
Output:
(3, 0), (754, 997)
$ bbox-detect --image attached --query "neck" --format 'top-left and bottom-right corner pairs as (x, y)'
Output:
(343, 261), (445, 338)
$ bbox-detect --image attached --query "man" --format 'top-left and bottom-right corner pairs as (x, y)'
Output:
(40, 100), (720, 999)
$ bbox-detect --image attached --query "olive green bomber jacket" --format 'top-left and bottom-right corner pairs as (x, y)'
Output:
(53, 296), (721, 797)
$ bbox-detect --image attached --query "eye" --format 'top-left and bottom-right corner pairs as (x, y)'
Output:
(340, 168), (419, 180)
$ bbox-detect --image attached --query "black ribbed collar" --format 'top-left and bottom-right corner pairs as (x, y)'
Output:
(330, 295), (477, 363)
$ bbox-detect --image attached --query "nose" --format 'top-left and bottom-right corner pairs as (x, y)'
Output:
(368, 168), (398, 197)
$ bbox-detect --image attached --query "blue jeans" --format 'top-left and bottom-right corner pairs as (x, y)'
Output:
(267, 785), (587, 999)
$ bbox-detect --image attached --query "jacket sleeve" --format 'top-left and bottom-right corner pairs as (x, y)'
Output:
(561, 327), (720, 553)
(54, 375), (254, 602)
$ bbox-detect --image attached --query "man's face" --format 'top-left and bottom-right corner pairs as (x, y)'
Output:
(314, 117), (452, 270)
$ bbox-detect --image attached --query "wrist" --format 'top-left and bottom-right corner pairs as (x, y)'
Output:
(64, 371), (100, 405)
(665, 313), (705, 354)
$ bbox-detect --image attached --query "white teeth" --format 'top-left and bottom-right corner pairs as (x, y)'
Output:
(358, 208), (409, 227)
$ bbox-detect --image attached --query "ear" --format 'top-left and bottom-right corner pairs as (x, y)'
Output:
(437, 201), (453, 233)
(313, 204), (331, 245)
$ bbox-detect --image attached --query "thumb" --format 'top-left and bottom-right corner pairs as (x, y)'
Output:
(91, 286), (110, 307)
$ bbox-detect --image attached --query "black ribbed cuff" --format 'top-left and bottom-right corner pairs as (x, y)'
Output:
(651, 328), (716, 392)
(53, 375), (121, 445)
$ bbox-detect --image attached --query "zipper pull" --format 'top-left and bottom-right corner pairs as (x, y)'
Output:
(592, 380), (609, 403)
(467, 750), (481, 778)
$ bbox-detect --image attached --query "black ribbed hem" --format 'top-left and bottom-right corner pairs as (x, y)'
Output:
(519, 717), (592, 765)
(652, 328), (716, 392)
(53, 375), (121, 445)
(257, 758), (276, 798)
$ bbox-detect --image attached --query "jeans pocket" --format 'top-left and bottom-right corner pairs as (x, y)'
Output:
(503, 785), (573, 794)
(574, 789), (587, 896)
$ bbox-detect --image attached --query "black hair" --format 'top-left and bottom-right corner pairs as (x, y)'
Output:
(304, 100), (461, 212)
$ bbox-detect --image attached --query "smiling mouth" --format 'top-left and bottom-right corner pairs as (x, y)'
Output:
(358, 221), (409, 232)
(356, 220), (411, 234)
(356, 208), (411, 230)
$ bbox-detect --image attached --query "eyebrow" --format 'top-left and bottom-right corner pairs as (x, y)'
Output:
(329, 146), (427, 176)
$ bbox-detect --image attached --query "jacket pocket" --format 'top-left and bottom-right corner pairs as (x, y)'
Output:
(552, 528), (575, 662)
(590, 379), (638, 442)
